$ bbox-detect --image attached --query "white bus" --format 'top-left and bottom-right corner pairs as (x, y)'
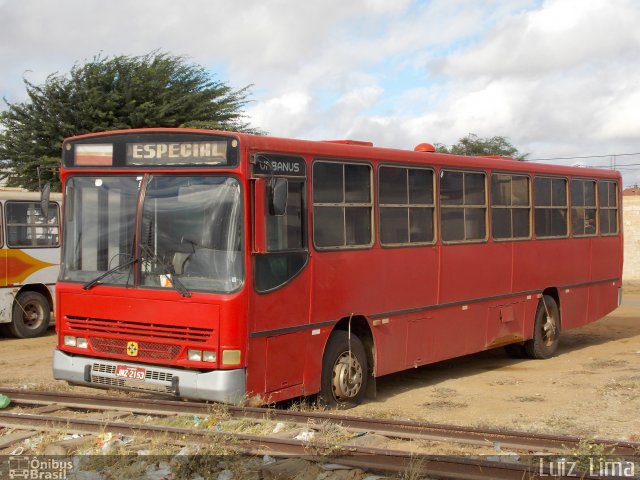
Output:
(0, 190), (61, 338)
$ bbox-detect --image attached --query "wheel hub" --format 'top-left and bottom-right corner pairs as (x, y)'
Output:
(542, 314), (557, 346)
(22, 303), (44, 329)
(332, 352), (363, 401)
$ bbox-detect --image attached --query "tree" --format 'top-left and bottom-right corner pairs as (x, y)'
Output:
(0, 52), (261, 190)
(435, 133), (528, 160)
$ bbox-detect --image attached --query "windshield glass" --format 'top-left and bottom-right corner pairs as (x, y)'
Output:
(139, 175), (243, 293)
(61, 175), (244, 293)
(61, 176), (139, 284)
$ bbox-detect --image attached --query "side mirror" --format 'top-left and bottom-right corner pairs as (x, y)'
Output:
(268, 177), (288, 216)
(40, 182), (51, 219)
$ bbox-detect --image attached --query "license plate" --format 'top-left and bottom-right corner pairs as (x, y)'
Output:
(115, 365), (146, 380)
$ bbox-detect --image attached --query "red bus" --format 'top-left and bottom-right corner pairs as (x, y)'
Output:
(53, 129), (623, 407)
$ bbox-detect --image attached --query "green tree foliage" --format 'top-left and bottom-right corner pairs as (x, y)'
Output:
(0, 52), (261, 190)
(435, 133), (528, 160)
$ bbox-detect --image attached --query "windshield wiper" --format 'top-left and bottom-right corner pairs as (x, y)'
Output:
(83, 257), (138, 290)
(138, 243), (191, 298)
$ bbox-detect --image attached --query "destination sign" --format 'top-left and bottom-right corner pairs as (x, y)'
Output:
(126, 141), (228, 165)
(252, 154), (306, 177)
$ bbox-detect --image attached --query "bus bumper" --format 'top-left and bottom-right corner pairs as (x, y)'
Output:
(53, 350), (246, 404)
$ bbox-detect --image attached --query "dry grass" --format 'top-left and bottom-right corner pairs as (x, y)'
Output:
(511, 395), (545, 403)
(585, 359), (629, 370)
(488, 376), (523, 386)
(420, 398), (469, 409)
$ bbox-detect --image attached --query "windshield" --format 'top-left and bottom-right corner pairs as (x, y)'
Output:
(140, 175), (243, 293)
(61, 175), (244, 293)
(61, 176), (139, 284)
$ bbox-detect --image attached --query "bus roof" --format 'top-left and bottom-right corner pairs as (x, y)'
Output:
(64, 128), (621, 181)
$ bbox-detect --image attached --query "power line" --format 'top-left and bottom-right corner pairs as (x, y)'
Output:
(526, 152), (640, 162)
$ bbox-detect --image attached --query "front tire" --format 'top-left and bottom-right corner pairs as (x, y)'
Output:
(524, 294), (560, 359)
(319, 331), (368, 409)
(9, 291), (51, 338)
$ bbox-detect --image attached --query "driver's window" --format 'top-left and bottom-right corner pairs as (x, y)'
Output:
(255, 177), (308, 293)
(267, 181), (305, 251)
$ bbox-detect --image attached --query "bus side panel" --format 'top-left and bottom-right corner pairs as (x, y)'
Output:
(0, 248), (7, 323)
(591, 236), (623, 284)
(245, 337), (267, 396)
(512, 240), (579, 292)
(558, 286), (589, 329)
(0, 249), (6, 287)
(485, 301), (525, 348)
(438, 243), (511, 306)
(555, 237), (592, 329)
(311, 247), (439, 377)
(301, 325), (333, 397)
(374, 307), (484, 376)
(6, 248), (59, 285)
(264, 332), (305, 393)
(587, 282), (620, 324)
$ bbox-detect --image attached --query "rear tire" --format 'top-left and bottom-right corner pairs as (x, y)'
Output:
(319, 331), (368, 409)
(8, 291), (51, 339)
(524, 295), (560, 359)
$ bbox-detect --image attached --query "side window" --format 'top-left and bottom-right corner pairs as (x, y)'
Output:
(313, 161), (372, 249)
(534, 177), (567, 238)
(440, 170), (486, 243)
(255, 156), (308, 293)
(266, 181), (305, 251)
(379, 166), (435, 245)
(491, 173), (530, 240)
(599, 181), (618, 235)
(5, 201), (60, 247)
(571, 179), (597, 237)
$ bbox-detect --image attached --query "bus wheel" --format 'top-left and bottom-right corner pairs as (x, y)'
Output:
(9, 292), (50, 339)
(319, 331), (368, 409)
(524, 295), (560, 359)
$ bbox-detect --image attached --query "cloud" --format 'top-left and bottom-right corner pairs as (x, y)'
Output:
(1, 0), (639, 184)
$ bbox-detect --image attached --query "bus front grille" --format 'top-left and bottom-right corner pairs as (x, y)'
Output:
(66, 315), (214, 343)
(90, 337), (182, 360)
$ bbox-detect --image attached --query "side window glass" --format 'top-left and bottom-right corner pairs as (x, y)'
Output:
(491, 173), (530, 240)
(440, 170), (486, 243)
(255, 155), (309, 293)
(534, 177), (567, 238)
(379, 166), (434, 245)
(599, 181), (618, 235)
(5, 201), (60, 247)
(571, 179), (597, 236)
(313, 161), (372, 248)
(266, 181), (305, 251)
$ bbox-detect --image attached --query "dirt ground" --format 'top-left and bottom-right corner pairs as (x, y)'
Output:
(1, 292), (638, 443)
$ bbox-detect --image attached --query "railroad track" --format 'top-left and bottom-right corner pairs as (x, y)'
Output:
(0, 388), (637, 479)
(1, 388), (638, 455)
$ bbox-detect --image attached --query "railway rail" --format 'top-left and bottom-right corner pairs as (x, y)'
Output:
(0, 388), (637, 479)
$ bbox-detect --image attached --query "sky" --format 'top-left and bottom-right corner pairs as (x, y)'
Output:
(1, 0), (639, 186)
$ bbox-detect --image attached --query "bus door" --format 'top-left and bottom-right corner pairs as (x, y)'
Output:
(249, 154), (310, 398)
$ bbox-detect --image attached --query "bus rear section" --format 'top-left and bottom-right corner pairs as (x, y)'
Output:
(0, 191), (61, 338)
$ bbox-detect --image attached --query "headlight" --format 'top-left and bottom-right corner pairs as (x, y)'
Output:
(202, 351), (216, 363)
(63, 336), (77, 347)
(187, 349), (202, 362)
(76, 337), (88, 349)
